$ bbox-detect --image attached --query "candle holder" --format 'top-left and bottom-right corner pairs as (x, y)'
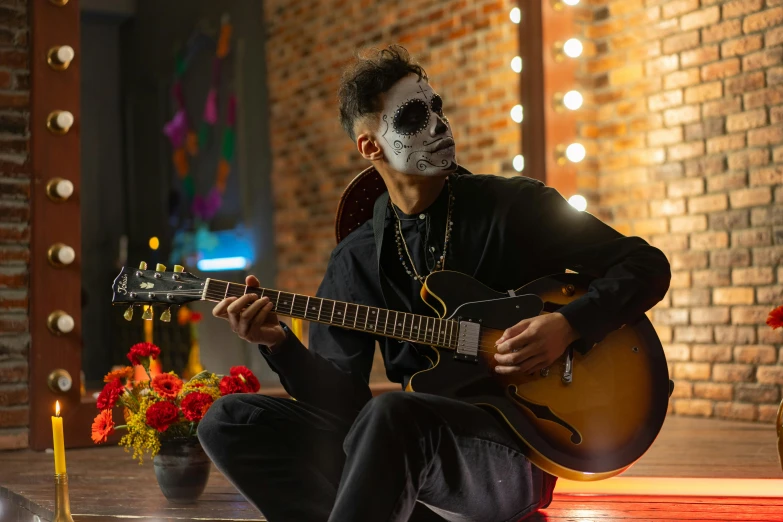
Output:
(54, 473), (75, 522)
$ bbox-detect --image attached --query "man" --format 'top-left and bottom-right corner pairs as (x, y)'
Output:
(198, 45), (671, 522)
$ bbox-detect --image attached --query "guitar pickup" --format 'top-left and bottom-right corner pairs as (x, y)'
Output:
(454, 320), (480, 363)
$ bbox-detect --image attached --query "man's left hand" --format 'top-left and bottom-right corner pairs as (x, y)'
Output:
(493, 313), (579, 375)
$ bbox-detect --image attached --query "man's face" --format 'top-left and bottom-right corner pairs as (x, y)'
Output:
(375, 75), (457, 176)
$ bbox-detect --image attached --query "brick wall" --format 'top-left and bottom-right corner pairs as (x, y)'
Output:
(263, 0), (521, 296)
(0, 0), (29, 448)
(578, 0), (783, 422)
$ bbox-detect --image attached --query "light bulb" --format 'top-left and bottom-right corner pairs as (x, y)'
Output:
(513, 155), (525, 172)
(510, 105), (523, 123)
(563, 0), (580, 5)
(510, 7), (521, 24)
(566, 143), (586, 163)
(568, 195), (587, 211)
(511, 56), (522, 73)
(563, 90), (583, 110)
(563, 38), (583, 58)
(149, 236), (160, 250)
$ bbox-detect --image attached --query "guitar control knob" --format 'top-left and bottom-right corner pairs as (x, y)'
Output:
(46, 110), (74, 134)
(47, 45), (75, 70)
(139, 261), (148, 270)
(173, 265), (184, 273)
(47, 243), (76, 267)
(46, 178), (74, 202)
(156, 263), (166, 272)
(47, 369), (73, 393)
(47, 310), (75, 335)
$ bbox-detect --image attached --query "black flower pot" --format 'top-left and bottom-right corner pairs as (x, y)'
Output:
(153, 438), (211, 504)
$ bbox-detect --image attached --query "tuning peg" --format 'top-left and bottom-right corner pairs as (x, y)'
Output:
(160, 307), (172, 322)
(142, 305), (153, 321)
(156, 263), (166, 272)
(139, 261), (148, 270)
(173, 265), (184, 273)
(123, 306), (134, 321)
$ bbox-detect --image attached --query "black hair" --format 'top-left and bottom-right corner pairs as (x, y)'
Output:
(338, 45), (428, 141)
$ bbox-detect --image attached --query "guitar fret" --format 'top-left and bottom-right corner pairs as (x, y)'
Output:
(352, 304), (358, 328)
(304, 296), (311, 320)
(401, 314), (407, 339)
(317, 298), (324, 322)
(363, 306), (369, 331)
(374, 308), (380, 333)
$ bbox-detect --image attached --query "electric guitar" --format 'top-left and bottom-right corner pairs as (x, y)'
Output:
(112, 264), (670, 481)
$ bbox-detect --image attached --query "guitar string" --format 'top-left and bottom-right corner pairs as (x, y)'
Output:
(128, 289), (508, 352)
(138, 289), (508, 352)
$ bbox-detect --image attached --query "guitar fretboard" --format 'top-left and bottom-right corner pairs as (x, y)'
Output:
(203, 279), (459, 350)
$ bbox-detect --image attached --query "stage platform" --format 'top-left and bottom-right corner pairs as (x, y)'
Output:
(0, 416), (780, 521)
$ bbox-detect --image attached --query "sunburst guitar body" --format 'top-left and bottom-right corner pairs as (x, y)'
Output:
(409, 270), (671, 481)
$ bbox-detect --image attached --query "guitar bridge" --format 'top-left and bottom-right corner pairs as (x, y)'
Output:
(454, 320), (480, 363)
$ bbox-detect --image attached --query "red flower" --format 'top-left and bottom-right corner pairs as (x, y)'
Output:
(767, 305), (783, 330)
(127, 342), (161, 366)
(230, 366), (260, 393)
(96, 379), (125, 410)
(151, 373), (183, 400)
(219, 375), (248, 395)
(91, 409), (115, 444)
(181, 392), (214, 422)
(146, 401), (179, 432)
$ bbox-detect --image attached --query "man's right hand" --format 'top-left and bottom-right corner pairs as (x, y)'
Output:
(212, 275), (287, 351)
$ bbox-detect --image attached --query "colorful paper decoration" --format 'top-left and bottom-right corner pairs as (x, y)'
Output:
(162, 15), (236, 222)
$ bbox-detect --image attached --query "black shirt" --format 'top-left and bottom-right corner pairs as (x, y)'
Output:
(261, 173), (671, 421)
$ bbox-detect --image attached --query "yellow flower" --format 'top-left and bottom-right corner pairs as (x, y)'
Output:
(119, 396), (161, 463)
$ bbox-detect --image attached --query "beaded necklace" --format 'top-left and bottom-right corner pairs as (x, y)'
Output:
(391, 178), (455, 284)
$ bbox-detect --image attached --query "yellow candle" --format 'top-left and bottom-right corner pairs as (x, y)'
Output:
(52, 401), (66, 474)
(291, 318), (303, 341)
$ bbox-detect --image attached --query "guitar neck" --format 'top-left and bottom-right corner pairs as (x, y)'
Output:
(202, 278), (459, 350)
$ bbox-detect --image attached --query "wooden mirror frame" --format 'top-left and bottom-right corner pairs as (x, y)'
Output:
(29, 0), (90, 449)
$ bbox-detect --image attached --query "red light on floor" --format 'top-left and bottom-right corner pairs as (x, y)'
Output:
(556, 477), (783, 498)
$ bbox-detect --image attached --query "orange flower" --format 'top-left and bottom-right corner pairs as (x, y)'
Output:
(151, 373), (183, 400)
(767, 305), (783, 330)
(103, 366), (133, 383)
(91, 409), (115, 444)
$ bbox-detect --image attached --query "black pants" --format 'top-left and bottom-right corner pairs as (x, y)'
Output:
(197, 391), (555, 522)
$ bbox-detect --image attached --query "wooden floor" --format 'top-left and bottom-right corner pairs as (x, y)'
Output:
(0, 415), (779, 521)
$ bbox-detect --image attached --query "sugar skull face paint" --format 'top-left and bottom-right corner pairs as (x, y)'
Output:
(376, 75), (457, 176)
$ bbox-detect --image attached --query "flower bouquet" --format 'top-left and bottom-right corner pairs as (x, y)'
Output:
(91, 342), (261, 503)
(768, 306), (783, 472)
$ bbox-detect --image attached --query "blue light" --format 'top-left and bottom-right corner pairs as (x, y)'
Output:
(197, 256), (249, 271)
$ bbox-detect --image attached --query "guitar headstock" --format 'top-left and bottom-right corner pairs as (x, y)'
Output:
(112, 263), (204, 321)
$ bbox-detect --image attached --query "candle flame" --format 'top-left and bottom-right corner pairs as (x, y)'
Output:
(55, 400), (60, 417)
